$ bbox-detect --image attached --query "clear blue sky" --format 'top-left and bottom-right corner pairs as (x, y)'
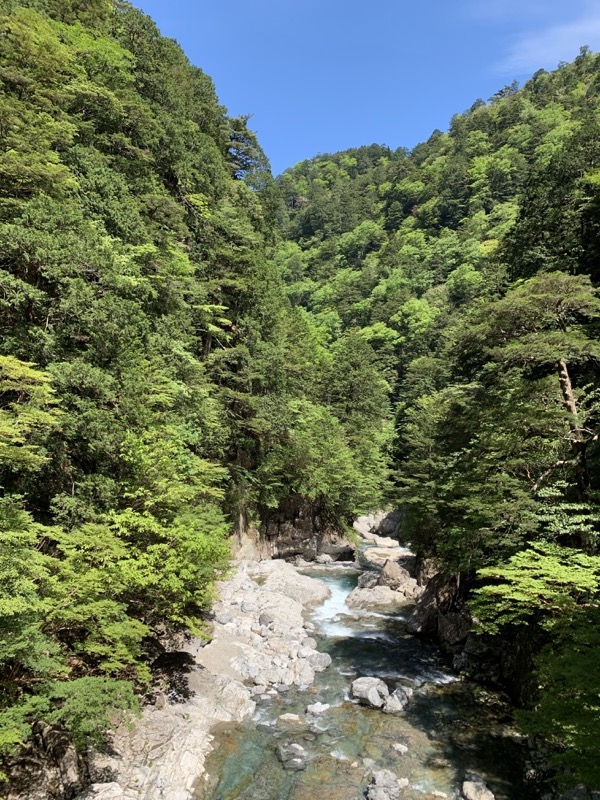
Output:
(136, 0), (600, 175)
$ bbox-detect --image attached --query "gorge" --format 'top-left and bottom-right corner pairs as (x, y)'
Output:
(0, 1), (599, 798)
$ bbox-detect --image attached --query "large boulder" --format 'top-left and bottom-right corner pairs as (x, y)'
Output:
(377, 560), (421, 599)
(382, 686), (411, 714)
(462, 775), (495, 800)
(378, 559), (412, 589)
(360, 547), (405, 569)
(346, 586), (410, 611)
(366, 769), (409, 800)
(351, 677), (390, 708)
(358, 571), (379, 588)
(438, 612), (471, 648)
(374, 509), (402, 537)
(406, 572), (458, 635)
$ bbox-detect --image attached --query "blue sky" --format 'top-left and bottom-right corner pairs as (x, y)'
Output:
(136, 0), (600, 175)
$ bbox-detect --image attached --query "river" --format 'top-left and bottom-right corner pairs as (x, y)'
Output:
(194, 564), (533, 800)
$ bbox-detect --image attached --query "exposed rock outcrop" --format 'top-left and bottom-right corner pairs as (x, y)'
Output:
(405, 571), (458, 636)
(262, 495), (355, 560)
(68, 560), (332, 800)
(347, 556), (422, 610)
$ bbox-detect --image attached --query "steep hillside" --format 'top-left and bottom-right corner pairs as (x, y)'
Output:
(276, 50), (600, 790)
(0, 0), (391, 788)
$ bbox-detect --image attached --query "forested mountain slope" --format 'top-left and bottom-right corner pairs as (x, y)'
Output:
(276, 51), (600, 790)
(0, 0), (391, 788)
(0, 0), (599, 794)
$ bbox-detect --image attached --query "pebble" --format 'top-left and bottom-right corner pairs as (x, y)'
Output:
(392, 742), (409, 754)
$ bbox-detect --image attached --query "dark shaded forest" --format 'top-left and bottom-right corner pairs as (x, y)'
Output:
(0, 0), (598, 794)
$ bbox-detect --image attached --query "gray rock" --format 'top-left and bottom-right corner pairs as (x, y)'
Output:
(302, 637), (318, 649)
(383, 687), (411, 714)
(351, 676), (390, 708)
(216, 613), (233, 624)
(559, 788), (600, 800)
(306, 702), (330, 715)
(307, 651), (332, 671)
(358, 571), (379, 589)
(277, 742), (307, 771)
(462, 633), (491, 657)
(277, 713), (302, 725)
(438, 612), (471, 646)
(76, 785), (124, 800)
(241, 601), (258, 613)
(316, 553), (334, 564)
(462, 775), (495, 800)
(378, 559), (412, 590)
(375, 509), (402, 537)
(406, 572), (458, 635)
(346, 586), (409, 610)
(367, 769), (410, 800)
(392, 742), (409, 754)
(259, 612), (274, 626)
(361, 546), (405, 569)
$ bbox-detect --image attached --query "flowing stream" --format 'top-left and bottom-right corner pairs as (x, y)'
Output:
(194, 564), (532, 800)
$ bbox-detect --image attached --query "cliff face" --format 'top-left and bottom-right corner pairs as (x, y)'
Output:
(262, 496), (356, 561)
(406, 563), (539, 704)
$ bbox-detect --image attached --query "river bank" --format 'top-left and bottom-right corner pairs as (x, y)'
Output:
(73, 561), (334, 800)
(194, 562), (530, 800)
(44, 515), (535, 800)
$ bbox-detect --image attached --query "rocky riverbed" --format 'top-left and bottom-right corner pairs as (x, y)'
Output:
(71, 512), (533, 800)
(77, 561), (334, 800)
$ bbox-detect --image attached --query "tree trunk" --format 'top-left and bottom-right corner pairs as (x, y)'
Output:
(557, 359), (589, 495)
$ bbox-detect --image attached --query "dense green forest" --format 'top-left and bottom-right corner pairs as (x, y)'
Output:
(0, 0), (391, 787)
(0, 0), (599, 794)
(276, 53), (600, 790)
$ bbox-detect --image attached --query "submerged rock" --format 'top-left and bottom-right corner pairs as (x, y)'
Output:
(276, 742), (308, 771)
(277, 713), (302, 725)
(306, 702), (330, 715)
(366, 769), (409, 800)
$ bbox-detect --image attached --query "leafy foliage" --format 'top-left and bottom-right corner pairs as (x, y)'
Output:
(275, 48), (600, 790)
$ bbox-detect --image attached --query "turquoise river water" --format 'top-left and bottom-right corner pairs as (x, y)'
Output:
(194, 566), (533, 800)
